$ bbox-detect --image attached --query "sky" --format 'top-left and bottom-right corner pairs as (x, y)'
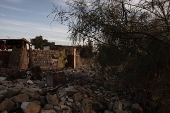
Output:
(0, 0), (72, 45)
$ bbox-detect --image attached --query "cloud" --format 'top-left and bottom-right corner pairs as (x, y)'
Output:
(0, 4), (28, 12)
(0, 13), (5, 16)
(37, 27), (68, 34)
(52, 0), (67, 7)
(0, 17), (70, 45)
(6, 0), (22, 3)
(0, 18), (38, 26)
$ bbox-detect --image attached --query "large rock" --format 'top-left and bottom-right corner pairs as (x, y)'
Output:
(0, 98), (15, 112)
(57, 87), (67, 98)
(73, 93), (82, 102)
(21, 102), (29, 110)
(114, 101), (122, 110)
(44, 104), (54, 110)
(13, 93), (29, 103)
(21, 102), (41, 113)
(29, 92), (40, 99)
(0, 77), (6, 81)
(46, 93), (59, 106)
(80, 99), (93, 113)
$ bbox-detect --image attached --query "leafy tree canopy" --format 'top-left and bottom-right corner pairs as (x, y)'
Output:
(30, 36), (55, 49)
(49, 0), (170, 112)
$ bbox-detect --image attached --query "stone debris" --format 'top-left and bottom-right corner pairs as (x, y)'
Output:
(0, 68), (144, 113)
(24, 102), (41, 113)
(13, 93), (29, 103)
(0, 98), (15, 112)
(44, 104), (54, 110)
(46, 93), (59, 106)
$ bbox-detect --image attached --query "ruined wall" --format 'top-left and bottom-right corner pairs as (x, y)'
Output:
(75, 48), (95, 69)
(32, 49), (66, 70)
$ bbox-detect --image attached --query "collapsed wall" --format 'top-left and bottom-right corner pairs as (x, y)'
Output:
(32, 49), (67, 70)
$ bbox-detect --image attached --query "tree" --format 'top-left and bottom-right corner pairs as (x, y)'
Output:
(30, 36), (55, 49)
(49, 0), (170, 112)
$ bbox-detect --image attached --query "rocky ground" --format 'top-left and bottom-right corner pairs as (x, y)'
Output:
(0, 68), (143, 113)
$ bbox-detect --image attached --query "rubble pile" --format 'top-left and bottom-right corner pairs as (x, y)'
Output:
(0, 69), (143, 113)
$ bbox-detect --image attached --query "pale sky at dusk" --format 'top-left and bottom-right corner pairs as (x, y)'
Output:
(0, 0), (71, 45)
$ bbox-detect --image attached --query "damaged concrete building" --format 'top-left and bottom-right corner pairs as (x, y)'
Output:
(0, 38), (32, 70)
(0, 38), (82, 70)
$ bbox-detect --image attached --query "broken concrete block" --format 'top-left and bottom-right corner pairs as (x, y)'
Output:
(114, 101), (122, 110)
(46, 93), (59, 106)
(0, 98), (15, 112)
(68, 98), (73, 102)
(65, 86), (78, 95)
(66, 101), (73, 107)
(13, 93), (29, 103)
(23, 102), (41, 113)
(57, 87), (67, 98)
(60, 97), (66, 101)
(21, 102), (29, 110)
(75, 102), (81, 107)
(73, 93), (82, 102)
(0, 77), (6, 81)
(41, 109), (57, 113)
(27, 80), (34, 84)
(6, 88), (20, 98)
(44, 104), (54, 110)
